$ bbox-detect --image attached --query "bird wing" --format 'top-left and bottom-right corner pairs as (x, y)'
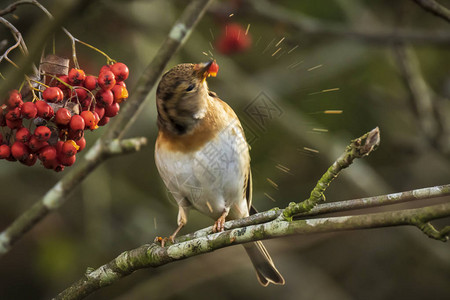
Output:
(247, 168), (258, 215)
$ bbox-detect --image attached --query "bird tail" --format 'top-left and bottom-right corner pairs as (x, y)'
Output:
(243, 241), (285, 286)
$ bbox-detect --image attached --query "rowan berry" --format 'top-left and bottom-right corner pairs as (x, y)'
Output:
(76, 137), (86, 152)
(0, 144), (11, 159)
(28, 136), (48, 152)
(20, 153), (37, 166)
(95, 89), (114, 107)
(43, 87), (64, 103)
(69, 115), (85, 131)
(38, 145), (57, 162)
(34, 126), (52, 142)
(7, 90), (23, 108)
(6, 107), (21, 121)
(36, 100), (54, 119)
(98, 70), (116, 90)
(55, 108), (72, 126)
(80, 111), (97, 130)
(68, 68), (86, 85)
(22, 102), (37, 119)
(111, 85), (128, 103)
(110, 62), (129, 81)
(16, 127), (32, 143)
(11, 141), (29, 161)
(84, 75), (98, 90)
(62, 140), (79, 157)
(98, 116), (110, 126)
(6, 119), (22, 130)
(105, 102), (120, 117)
(59, 153), (76, 166)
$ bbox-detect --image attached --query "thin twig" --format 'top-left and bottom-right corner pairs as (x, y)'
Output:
(246, 0), (450, 45)
(393, 44), (449, 153)
(413, 0), (450, 23)
(282, 127), (380, 219)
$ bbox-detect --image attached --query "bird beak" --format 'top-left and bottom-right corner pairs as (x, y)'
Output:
(194, 61), (216, 81)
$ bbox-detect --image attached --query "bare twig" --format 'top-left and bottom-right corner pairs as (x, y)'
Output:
(282, 127), (380, 219)
(413, 0), (450, 23)
(0, 0), (214, 257)
(393, 44), (449, 153)
(0, 0), (94, 103)
(246, 0), (450, 45)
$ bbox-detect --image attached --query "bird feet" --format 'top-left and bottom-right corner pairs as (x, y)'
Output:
(154, 223), (184, 247)
(154, 235), (175, 247)
(213, 214), (227, 233)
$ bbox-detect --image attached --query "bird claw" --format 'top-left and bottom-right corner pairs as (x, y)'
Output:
(213, 215), (226, 233)
(154, 236), (174, 247)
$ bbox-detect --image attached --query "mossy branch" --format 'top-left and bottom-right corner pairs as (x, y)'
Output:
(176, 183), (450, 243)
(282, 127), (380, 220)
(54, 201), (450, 300)
(53, 126), (449, 300)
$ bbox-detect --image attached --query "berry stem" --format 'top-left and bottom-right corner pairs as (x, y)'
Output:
(44, 73), (73, 90)
(74, 37), (116, 65)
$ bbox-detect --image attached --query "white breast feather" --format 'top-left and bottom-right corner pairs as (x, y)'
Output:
(155, 119), (250, 220)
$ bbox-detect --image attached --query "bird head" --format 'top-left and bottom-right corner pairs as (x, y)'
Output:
(156, 61), (218, 135)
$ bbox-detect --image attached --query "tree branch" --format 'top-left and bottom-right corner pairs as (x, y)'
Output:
(245, 0), (450, 45)
(393, 44), (449, 154)
(413, 0), (450, 23)
(177, 183), (450, 242)
(53, 127), (449, 299)
(54, 200), (450, 300)
(0, 0), (215, 257)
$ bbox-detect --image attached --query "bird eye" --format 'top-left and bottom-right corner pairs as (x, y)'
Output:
(185, 84), (195, 92)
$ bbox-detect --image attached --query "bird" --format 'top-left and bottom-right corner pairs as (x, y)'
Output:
(154, 61), (284, 286)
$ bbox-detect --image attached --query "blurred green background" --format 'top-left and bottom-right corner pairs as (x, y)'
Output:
(0, 0), (449, 299)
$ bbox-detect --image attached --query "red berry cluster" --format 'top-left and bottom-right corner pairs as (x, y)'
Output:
(216, 23), (251, 55)
(0, 62), (129, 171)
